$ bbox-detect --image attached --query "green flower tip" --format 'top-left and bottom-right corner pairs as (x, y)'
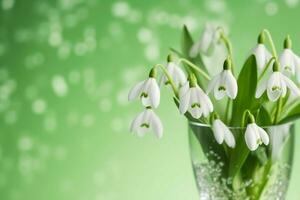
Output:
(223, 58), (232, 70)
(212, 112), (219, 120)
(188, 73), (197, 87)
(167, 54), (175, 62)
(272, 61), (280, 72)
(257, 32), (265, 44)
(149, 67), (157, 78)
(246, 111), (255, 124)
(284, 35), (292, 49)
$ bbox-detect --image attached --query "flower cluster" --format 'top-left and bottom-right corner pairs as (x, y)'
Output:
(128, 25), (300, 151)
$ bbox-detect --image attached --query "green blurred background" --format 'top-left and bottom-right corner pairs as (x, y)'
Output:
(1, 0), (300, 199)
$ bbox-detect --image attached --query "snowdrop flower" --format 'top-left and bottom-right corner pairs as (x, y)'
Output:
(130, 107), (163, 138)
(255, 62), (300, 101)
(160, 55), (186, 87)
(279, 48), (297, 75)
(252, 33), (272, 70)
(245, 122), (269, 151)
(279, 36), (300, 77)
(179, 74), (213, 119)
(189, 23), (219, 57)
(128, 68), (160, 108)
(212, 118), (235, 148)
(207, 59), (238, 100)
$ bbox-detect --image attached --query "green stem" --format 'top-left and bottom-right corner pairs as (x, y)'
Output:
(217, 28), (235, 75)
(241, 109), (254, 127)
(177, 58), (211, 81)
(225, 99), (231, 123)
(154, 64), (178, 96)
(263, 29), (278, 60)
(273, 97), (283, 124)
(257, 57), (275, 82)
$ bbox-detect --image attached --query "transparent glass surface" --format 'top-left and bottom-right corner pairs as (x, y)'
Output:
(189, 122), (295, 200)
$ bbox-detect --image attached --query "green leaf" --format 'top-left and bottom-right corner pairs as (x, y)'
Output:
(231, 55), (259, 126)
(278, 102), (300, 124)
(228, 55), (258, 179)
(228, 132), (250, 178)
(256, 106), (272, 126)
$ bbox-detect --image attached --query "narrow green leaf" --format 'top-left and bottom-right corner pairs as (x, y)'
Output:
(228, 132), (250, 178)
(229, 55), (258, 178)
(256, 106), (272, 126)
(231, 55), (258, 126)
(278, 102), (300, 124)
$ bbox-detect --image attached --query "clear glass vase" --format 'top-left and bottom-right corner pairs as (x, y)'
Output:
(189, 121), (295, 200)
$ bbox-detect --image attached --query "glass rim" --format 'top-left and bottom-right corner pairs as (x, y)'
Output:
(188, 120), (294, 130)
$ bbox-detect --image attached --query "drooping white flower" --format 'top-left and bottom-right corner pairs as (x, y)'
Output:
(128, 77), (160, 108)
(252, 43), (272, 70)
(212, 119), (235, 148)
(189, 23), (219, 57)
(245, 123), (269, 151)
(279, 48), (298, 76)
(130, 108), (163, 138)
(160, 61), (186, 87)
(255, 71), (300, 101)
(179, 83), (213, 119)
(207, 68), (238, 100)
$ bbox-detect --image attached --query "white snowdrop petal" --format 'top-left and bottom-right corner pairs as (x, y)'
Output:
(267, 88), (281, 102)
(282, 74), (300, 96)
(189, 107), (202, 119)
(225, 70), (238, 99)
(255, 79), (267, 98)
(148, 78), (160, 108)
(199, 29), (213, 54)
(294, 55), (300, 82)
(149, 110), (163, 139)
(179, 82), (189, 99)
(214, 86), (226, 100)
(245, 124), (259, 151)
(253, 44), (267, 69)
(257, 126), (269, 145)
(189, 41), (201, 58)
(130, 112), (144, 132)
(173, 66), (187, 86)
(280, 49), (295, 75)
(223, 128), (236, 148)
(267, 72), (282, 101)
(212, 120), (225, 144)
(179, 90), (190, 114)
(128, 80), (144, 101)
(136, 127), (148, 137)
(207, 74), (220, 93)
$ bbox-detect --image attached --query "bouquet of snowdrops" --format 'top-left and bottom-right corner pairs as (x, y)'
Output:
(127, 23), (300, 198)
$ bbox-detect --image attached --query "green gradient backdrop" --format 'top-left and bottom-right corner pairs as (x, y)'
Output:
(0, 0), (300, 199)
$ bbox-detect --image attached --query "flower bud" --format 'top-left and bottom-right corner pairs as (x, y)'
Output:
(283, 35), (292, 49)
(257, 32), (265, 44)
(167, 54), (175, 62)
(149, 67), (157, 78)
(188, 73), (197, 87)
(223, 58), (232, 70)
(272, 61), (280, 72)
